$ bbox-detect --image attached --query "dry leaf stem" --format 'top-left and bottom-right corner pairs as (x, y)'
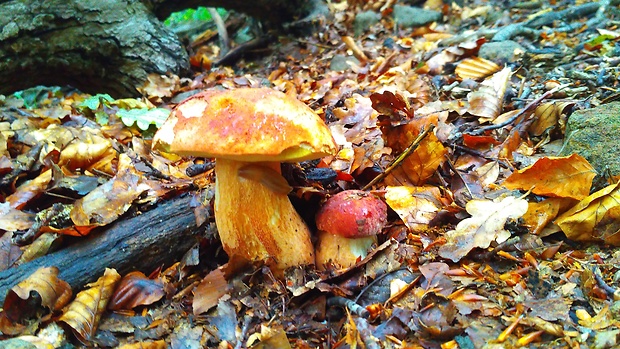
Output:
(362, 124), (435, 190)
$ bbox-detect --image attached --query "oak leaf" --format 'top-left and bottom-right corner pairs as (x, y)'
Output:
(439, 196), (528, 262)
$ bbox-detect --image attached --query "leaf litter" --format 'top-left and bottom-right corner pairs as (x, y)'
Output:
(2, 0), (620, 348)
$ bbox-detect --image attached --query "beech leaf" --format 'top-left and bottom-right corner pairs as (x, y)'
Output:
(59, 268), (121, 345)
(3, 266), (72, 321)
(503, 154), (596, 200)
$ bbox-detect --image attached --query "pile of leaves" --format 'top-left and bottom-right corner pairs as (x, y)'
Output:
(1, 0), (620, 348)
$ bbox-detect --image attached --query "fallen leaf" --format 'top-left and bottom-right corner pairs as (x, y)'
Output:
(193, 268), (229, 315)
(384, 186), (442, 232)
(522, 197), (576, 235)
(59, 268), (121, 345)
(439, 196), (529, 262)
(70, 153), (151, 232)
(0, 202), (35, 231)
(0, 232), (23, 271)
(3, 266), (72, 321)
(503, 154), (596, 200)
(467, 67), (512, 122)
(108, 271), (165, 310)
(455, 57), (501, 80)
(555, 182), (620, 245)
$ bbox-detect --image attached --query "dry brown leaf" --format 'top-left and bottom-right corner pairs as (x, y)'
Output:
(108, 271), (164, 311)
(247, 325), (293, 349)
(473, 161), (500, 188)
(503, 154), (596, 200)
(467, 66), (512, 122)
(193, 268), (229, 315)
(0, 202), (34, 231)
(455, 57), (501, 80)
(5, 169), (52, 209)
(383, 117), (447, 185)
(3, 266), (72, 321)
(529, 101), (575, 136)
(522, 198), (576, 235)
(117, 340), (167, 349)
(555, 182), (620, 245)
(70, 153), (150, 231)
(384, 186), (442, 232)
(439, 196), (529, 262)
(59, 268), (121, 345)
(0, 232), (22, 272)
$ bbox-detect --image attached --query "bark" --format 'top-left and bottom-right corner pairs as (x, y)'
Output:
(0, 0), (325, 98)
(0, 194), (202, 304)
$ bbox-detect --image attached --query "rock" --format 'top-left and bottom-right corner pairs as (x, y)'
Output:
(354, 10), (381, 36)
(560, 102), (620, 177)
(479, 40), (526, 63)
(393, 5), (441, 28)
(329, 54), (361, 71)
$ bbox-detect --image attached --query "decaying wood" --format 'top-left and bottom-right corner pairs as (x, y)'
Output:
(0, 194), (202, 304)
(0, 0), (328, 97)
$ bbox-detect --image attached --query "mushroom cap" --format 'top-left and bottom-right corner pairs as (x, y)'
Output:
(315, 190), (388, 238)
(152, 88), (337, 162)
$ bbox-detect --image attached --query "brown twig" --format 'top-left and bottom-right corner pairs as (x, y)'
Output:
(361, 124), (435, 190)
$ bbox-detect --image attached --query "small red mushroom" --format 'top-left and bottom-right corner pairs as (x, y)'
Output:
(315, 190), (388, 270)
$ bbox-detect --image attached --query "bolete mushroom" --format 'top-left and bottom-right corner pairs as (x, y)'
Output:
(315, 190), (388, 270)
(152, 88), (337, 271)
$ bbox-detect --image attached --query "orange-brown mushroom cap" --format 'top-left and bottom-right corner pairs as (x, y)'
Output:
(152, 87), (337, 162)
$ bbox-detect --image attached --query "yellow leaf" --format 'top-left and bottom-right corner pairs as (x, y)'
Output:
(59, 268), (121, 345)
(556, 182), (620, 245)
(384, 186), (442, 232)
(503, 154), (595, 200)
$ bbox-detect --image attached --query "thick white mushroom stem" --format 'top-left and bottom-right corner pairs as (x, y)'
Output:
(315, 231), (377, 270)
(214, 158), (315, 271)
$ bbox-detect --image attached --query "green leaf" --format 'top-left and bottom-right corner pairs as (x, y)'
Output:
(116, 108), (170, 131)
(79, 94), (114, 111)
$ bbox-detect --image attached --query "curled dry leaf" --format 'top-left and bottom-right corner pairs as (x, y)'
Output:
(0, 201), (34, 231)
(70, 153), (151, 234)
(439, 196), (529, 262)
(384, 186), (442, 232)
(455, 57), (501, 80)
(107, 271), (165, 311)
(5, 169), (52, 209)
(521, 197), (576, 236)
(503, 154), (596, 200)
(3, 266), (72, 321)
(556, 182), (620, 245)
(529, 101), (575, 137)
(467, 66), (512, 122)
(59, 268), (121, 345)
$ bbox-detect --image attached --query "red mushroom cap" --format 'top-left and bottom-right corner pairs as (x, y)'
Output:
(315, 190), (387, 238)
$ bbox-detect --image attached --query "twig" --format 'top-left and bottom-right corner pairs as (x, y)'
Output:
(327, 296), (369, 318)
(592, 266), (618, 299)
(214, 35), (273, 66)
(361, 124), (435, 190)
(208, 8), (229, 56)
(468, 84), (569, 135)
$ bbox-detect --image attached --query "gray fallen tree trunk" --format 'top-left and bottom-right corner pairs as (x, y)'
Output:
(0, 194), (203, 304)
(0, 0), (325, 97)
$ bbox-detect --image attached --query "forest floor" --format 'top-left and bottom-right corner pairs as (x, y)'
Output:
(2, 0), (620, 348)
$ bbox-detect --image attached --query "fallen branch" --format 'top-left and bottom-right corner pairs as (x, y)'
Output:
(0, 194), (203, 304)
